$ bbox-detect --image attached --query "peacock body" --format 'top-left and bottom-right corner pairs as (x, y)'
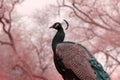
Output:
(50, 21), (110, 80)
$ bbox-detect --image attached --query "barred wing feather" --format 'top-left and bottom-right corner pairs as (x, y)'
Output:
(56, 43), (96, 80)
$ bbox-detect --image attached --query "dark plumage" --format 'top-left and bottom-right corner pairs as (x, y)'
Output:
(50, 20), (110, 80)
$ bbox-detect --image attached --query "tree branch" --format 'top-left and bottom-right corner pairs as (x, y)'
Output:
(0, 40), (12, 45)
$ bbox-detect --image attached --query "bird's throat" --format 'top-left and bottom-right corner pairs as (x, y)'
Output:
(52, 29), (65, 53)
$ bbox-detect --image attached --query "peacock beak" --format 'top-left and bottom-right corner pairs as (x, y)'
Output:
(49, 26), (53, 29)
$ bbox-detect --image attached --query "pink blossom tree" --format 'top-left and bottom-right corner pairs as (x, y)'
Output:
(0, 0), (52, 80)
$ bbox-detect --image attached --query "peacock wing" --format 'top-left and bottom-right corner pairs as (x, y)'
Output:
(56, 43), (96, 80)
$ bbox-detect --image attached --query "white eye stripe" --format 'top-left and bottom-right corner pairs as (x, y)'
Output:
(55, 23), (59, 28)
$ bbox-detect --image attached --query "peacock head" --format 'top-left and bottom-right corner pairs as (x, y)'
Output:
(50, 22), (62, 30)
(50, 20), (69, 31)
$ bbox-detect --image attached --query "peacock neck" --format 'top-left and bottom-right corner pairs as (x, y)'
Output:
(52, 28), (65, 53)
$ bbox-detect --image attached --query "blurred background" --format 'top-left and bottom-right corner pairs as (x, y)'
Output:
(0, 0), (120, 80)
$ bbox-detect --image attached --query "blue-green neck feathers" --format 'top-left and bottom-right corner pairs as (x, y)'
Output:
(52, 27), (65, 53)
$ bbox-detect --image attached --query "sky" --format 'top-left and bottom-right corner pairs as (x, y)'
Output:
(16, 0), (57, 15)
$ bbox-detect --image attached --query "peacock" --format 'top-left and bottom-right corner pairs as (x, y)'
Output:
(50, 20), (110, 80)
